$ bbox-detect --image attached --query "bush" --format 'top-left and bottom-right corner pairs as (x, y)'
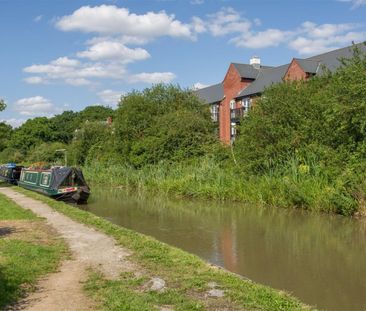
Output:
(114, 84), (219, 167)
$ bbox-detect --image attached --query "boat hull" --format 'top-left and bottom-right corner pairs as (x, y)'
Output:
(53, 189), (90, 204)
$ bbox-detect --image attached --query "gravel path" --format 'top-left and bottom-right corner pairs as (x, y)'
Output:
(0, 187), (136, 311)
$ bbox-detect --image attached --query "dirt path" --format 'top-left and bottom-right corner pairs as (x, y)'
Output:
(0, 187), (136, 311)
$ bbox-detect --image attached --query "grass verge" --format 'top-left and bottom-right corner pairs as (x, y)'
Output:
(14, 186), (314, 311)
(0, 190), (67, 309)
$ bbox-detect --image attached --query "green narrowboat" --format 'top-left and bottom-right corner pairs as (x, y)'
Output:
(18, 166), (90, 204)
(0, 163), (23, 185)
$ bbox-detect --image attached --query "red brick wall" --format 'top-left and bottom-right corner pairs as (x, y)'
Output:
(220, 64), (252, 144)
(284, 59), (306, 81)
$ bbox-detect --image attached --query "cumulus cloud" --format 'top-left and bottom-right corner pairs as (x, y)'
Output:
(231, 29), (292, 49)
(190, 0), (204, 5)
(23, 76), (46, 84)
(337, 0), (366, 8)
(34, 15), (43, 22)
(1, 118), (26, 128)
(24, 6), (185, 87)
(194, 7), (366, 55)
(77, 40), (150, 62)
(289, 21), (366, 55)
(192, 82), (208, 90)
(23, 56), (127, 85)
(97, 89), (124, 106)
(14, 96), (60, 116)
(55, 5), (194, 40)
(206, 7), (251, 37)
(129, 72), (176, 84)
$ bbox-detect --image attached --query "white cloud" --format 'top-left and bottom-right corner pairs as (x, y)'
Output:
(77, 40), (150, 62)
(129, 72), (176, 84)
(65, 78), (92, 86)
(206, 7), (251, 37)
(14, 96), (60, 116)
(289, 21), (366, 55)
(190, 0), (204, 5)
(97, 89), (124, 106)
(194, 7), (366, 54)
(24, 57), (127, 84)
(1, 118), (26, 128)
(301, 21), (357, 38)
(231, 29), (292, 49)
(34, 15), (42, 22)
(192, 82), (208, 90)
(23, 76), (46, 84)
(55, 5), (194, 40)
(338, 0), (366, 8)
(51, 57), (80, 67)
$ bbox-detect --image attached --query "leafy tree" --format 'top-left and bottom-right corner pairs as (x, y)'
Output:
(70, 120), (112, 165)
(77, 105), (115, 123)
(0, 122), (12, 152)
(27, 142), (68, 164)
(10, 117), (54, 153)
(0, 99), (6, 112)
(114, 84), (218, 167)
(51, 110), (79, 143)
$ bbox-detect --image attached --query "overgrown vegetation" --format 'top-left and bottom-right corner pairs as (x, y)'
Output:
(2, 45), (366, 216)
(0, 191), (67, 308)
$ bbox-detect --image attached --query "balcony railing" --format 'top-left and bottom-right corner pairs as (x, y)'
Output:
(211, 112), (219, 122)
(230, 107), (246, 121)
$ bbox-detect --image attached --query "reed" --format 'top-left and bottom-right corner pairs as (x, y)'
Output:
(83, 156), (358, 216)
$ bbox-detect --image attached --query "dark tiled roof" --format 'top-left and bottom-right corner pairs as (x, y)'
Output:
(195, 83), (224, 104)
(232, 63), (273, 79)
(237, 42), (366, 98)
(294, 58), (319, 73)
(236, 64), (289, 98)
(307, 43), (366, 72)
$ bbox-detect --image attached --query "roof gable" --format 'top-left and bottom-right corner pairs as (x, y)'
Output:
(194, 83), (224, 104)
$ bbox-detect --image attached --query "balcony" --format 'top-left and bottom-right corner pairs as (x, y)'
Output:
(211, 112), (219, 122)
(230, 107), (246, 121)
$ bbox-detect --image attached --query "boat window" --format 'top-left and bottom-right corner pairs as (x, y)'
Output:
(59, 171), (85, 187)
(40, 172), (51, 186)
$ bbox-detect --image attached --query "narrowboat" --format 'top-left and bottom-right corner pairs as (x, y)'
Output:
(0, 163), (23, 185)
(18, 166), (90, 204)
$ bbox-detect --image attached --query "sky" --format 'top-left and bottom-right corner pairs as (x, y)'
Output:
(1, 0), (366, 127)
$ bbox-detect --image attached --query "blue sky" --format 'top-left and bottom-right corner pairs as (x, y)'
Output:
(1, 0), (366, 127)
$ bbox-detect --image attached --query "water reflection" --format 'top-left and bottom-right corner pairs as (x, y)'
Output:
(86, 188), (366, 311)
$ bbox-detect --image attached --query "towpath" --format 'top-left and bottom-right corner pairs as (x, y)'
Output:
(0, 187), (136, 311)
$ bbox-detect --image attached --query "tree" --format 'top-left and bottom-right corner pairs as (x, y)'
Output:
(0, 99), (6, 112)
(114, 84), (218, 166)
(51, 110), (79, 143)
(70, 120), (112, 165)
(0, 122), (12, 152)
(10, 117), (54, 152)
(77, 105), (115, 123)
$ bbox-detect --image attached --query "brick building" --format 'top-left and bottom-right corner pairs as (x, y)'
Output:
(195, 43), (366, 144)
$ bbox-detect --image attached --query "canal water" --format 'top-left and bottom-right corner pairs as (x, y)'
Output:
(86, 187), (366, 311)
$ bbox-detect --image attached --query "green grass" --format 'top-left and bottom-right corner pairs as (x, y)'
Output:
(0, 192), (67, 309)
(83, 158), (357, 216)
(14, 187), (314, 310)
(0, 193), (37, 220)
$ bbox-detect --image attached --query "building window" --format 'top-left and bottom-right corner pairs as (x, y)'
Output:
(242, 97), (251, 112)
(210, 103), (219, 122)
(230, 100), (235, 110)
(230, 122), (236, 137)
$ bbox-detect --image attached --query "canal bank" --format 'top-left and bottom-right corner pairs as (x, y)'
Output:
(7, 186), (311, 311)
(85, 186), (366, 311)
